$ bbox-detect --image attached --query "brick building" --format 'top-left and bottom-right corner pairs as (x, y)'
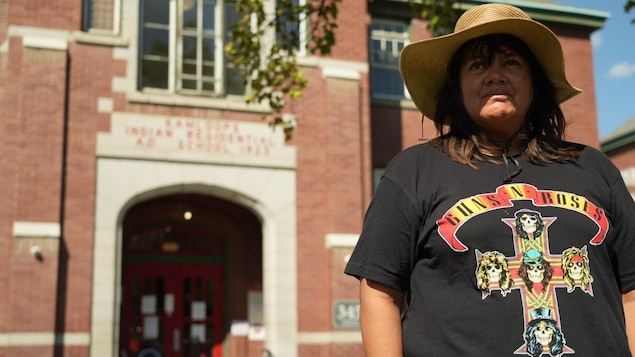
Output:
(602, 116), (635, 196)
(0, 0), (607, 356)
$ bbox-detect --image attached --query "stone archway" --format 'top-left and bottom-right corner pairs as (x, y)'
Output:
(90, 159), (297, 357)
(118, 193), (263, 357)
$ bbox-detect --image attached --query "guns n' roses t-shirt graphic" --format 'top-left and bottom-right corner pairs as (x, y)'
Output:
(437, 184), (609, 357)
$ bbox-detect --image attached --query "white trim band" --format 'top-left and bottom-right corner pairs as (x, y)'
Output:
(13, 221), (61, 238)
(23, 35), (68, 50)
(620, 167), (635, 187)
(325, 233), (359, 248)
(321, 66), (360, 80)
(0, 332), (89, 346)
(297, 331), (362, 344)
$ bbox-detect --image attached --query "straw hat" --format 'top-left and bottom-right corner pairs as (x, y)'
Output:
(400, 3), (582, 119)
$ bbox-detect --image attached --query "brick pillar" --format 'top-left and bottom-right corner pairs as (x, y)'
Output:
(0, 36), (68, 356)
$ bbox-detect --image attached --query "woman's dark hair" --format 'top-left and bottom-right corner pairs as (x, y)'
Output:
(429, 34), (581, 167)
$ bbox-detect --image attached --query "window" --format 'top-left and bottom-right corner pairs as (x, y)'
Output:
(276, 0), (308, 55)
(369, 19), (409, 99)
(83, 0), (118, 32)
(139, 0), (245, 96)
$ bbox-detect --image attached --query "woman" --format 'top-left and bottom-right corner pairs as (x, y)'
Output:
(345, 4), (635, 356)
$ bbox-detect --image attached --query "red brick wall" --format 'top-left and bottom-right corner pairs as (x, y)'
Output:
(7, 238), (59, 332)
(61, 41), (117, 334)
(295, 73), (368, 332)
(293, 1), (371, 338)
(7, 0), (80, 30)
(0, 38), (19, 335)
(328, 1), (369, 62)
(0, 38), (66, 339)
(299, 343), (364, 357)
(14, 45), (66, 225)
(292, 64), (330, 333)
(3, 346), (53, 357)
(554, 24), (600, 148)
(0, 36), (117, 343)
(608, 144), (635, 169)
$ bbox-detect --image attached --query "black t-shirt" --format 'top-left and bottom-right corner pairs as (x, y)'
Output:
(345, 143), (635, 356)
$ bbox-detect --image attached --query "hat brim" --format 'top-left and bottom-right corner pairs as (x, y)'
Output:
(400, 18), (583, 119)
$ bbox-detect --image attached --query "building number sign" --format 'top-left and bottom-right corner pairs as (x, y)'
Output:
(333, 300), (360, 329)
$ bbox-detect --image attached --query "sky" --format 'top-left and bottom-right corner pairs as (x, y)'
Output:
(554, 0), (635, 139)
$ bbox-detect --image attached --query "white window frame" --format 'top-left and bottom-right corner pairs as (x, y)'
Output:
(275, 0), (308, 57)
(369, 19), (410, 100)
(139, 0), (244, 96)
(296, 0), (308, 57)
(82, 0), (122, 34)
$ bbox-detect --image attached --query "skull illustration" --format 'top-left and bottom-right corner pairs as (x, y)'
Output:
(486, 263), (502, 282)
(528, 264), (545, 283)
(515, 209), (545, 240)
(519, 213), (538, 234)
(567, 260), (584, 280)
(534, 321), (554, 346)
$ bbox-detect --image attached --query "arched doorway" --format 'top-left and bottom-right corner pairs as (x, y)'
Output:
(118, 193), (263, 357)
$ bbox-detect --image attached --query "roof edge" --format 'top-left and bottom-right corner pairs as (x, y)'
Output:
(601, 132), (635, 154)
(459, 0), (610, 29)
(387, 0), (611, 29)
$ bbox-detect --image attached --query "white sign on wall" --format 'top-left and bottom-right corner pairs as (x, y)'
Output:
(333, 300), (360, 329)
(98, 113), (296, 168)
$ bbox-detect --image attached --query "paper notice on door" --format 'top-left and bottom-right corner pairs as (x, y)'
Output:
(190, 323), (206, 343)
(230, 320), (249, 336)
(143, 316), (159, 339)
(191, 301), (206, 320)
(164, 294), (175, 316)
(249, 324), (266, 341)
(141, 295), (157, 315)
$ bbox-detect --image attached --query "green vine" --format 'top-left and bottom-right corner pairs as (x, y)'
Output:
(224, 1), (461, 139)
(225, 0), (340, 140)
(408, 0), (458, 36)
(626, 0), (635, 24)
(224, 1), (456, 139)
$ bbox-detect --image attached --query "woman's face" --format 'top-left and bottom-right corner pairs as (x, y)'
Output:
(459, 46), (534, 141)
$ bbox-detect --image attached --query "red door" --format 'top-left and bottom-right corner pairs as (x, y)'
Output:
(120, 262), (223, 357)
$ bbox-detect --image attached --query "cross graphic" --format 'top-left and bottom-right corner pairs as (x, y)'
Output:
(475, 209), (594, 357)
(436, 184), (609, 356)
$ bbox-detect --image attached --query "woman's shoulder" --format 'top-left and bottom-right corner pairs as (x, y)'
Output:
(564, 142), (622, 177)
(572, 143), (616, 165)
(385, 142), (448, 169)
(393, 141), (448, 159)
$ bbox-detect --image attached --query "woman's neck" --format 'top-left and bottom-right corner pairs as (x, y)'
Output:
(478, 134), (526, 157)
